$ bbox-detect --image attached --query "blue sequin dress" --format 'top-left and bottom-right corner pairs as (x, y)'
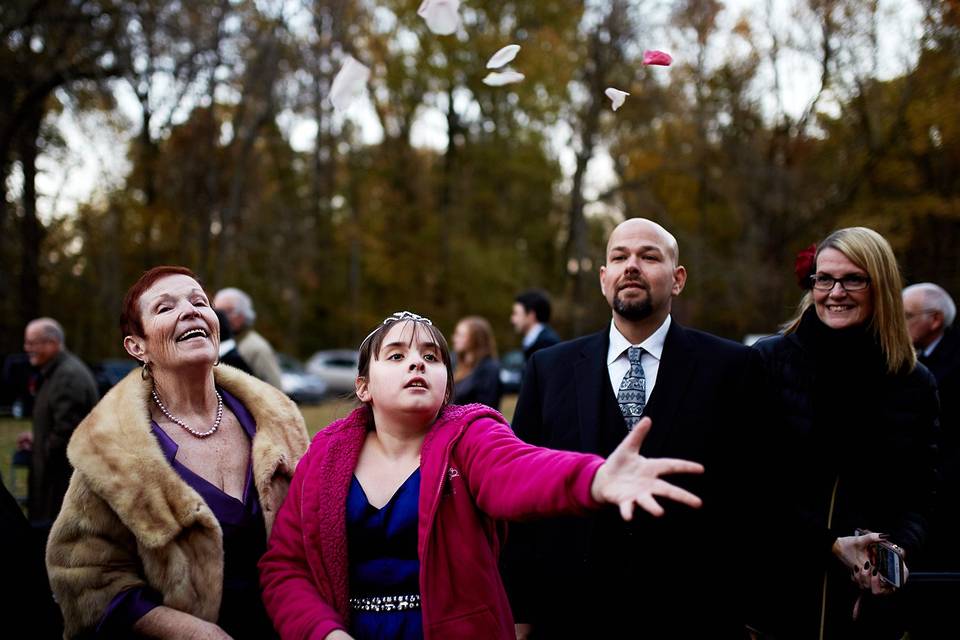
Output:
(346, 469), (424, 640)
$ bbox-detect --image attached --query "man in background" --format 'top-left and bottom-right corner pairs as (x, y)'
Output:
(214, 287), (283, 388)
(511, 289), (560, 361)
(902, 283), (960, 636)
(20, 318), (98, 529)
(904, 283), (958, 431)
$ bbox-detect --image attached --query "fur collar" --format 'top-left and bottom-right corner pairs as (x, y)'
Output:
(67, 365), (308, 548)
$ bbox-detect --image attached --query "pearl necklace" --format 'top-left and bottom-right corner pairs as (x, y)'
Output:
(151, 388), (224, 439)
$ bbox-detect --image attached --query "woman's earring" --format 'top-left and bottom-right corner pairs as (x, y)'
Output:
(141, 361), (151, 380)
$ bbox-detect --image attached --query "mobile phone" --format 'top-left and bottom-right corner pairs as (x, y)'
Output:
(874, 541), (905, 589)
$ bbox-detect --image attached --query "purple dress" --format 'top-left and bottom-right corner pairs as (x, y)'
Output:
(95, 389), (276, 639)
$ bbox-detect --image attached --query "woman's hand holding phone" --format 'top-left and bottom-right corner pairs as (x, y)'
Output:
(834, 530), (908, 596)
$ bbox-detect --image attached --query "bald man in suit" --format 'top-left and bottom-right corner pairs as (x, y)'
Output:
(505, 219), (768, 638)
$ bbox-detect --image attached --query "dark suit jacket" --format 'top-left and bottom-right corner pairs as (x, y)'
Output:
(504, 320), (766, 638)
(522, 324), (560, 361)
(919, 328), (960, 569)
(922, 328), (960, 438)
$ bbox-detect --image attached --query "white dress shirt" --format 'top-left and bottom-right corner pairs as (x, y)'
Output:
(522, 323), (545, 350)
(607, 315), (671, 403)
(923, 333), (944, 358)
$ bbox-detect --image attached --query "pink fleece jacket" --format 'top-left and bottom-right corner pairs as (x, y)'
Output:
(259, 403), (604, 640)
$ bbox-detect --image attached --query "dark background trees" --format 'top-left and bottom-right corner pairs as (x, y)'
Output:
(3, 0), (957, 360)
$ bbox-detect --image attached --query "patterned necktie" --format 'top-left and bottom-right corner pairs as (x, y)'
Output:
(617, 346), (646, 431)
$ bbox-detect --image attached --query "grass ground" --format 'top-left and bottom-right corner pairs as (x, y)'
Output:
(0, 394), (517, 504)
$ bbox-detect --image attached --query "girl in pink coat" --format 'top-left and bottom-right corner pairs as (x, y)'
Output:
(259, 312), (703, 640)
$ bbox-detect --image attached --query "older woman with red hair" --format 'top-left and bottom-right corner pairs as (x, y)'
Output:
(46, 266), (309, 639)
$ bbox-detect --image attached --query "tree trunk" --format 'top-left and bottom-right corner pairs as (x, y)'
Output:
(18, 109), (43, 328)
(567, 97), (601, 336)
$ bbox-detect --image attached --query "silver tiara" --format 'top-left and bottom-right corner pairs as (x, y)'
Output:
(359, 311), (433, 351)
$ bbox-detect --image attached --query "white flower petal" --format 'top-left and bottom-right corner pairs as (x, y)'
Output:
(482, 70), (526, 87)
(329, 56), (371, 113)
(605, 87), (630, 112)
(417, 0), (461, 36)
(486, 44), (521, 69)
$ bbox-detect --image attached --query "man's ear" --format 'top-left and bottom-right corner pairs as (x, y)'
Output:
(355, 377), (371, 403)
(672, 265), (687, 296)
(123, 335), (147, 363)
(931, 311), (945, 333)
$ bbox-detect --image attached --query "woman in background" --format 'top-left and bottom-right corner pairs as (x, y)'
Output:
(451, 316), (502, 409)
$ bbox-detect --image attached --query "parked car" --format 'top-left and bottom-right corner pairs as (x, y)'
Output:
(306, 349), (359, 396)
(89, 359), (138, 398)
(276, 353), (328, 404)
(499, 349), (524, 394)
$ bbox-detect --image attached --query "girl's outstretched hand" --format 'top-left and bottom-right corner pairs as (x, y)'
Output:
(590, 417), (704, 520)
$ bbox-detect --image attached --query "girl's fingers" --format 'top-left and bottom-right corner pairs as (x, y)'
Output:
(648, 458), (705, 476)
(635, 494), (665, 518)
(617, 417), (652, 454)
(653, 480), (703, 508)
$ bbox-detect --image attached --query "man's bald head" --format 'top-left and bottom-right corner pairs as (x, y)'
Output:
(24, 317), (65, 368)
(607, 218), (680, 266)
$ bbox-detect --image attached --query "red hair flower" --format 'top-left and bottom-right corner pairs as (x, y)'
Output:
(794, 243), (817, 290)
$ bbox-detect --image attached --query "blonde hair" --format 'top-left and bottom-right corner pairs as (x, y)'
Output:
(453, 316), (498, 382)
(784, 227), (915, 374)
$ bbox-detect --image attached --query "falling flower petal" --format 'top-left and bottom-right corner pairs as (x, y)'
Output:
(643, 49), (673, 66)
(605, 87), (630, 111)
(329, 56), (371, 112)
(486, 44), (521, 69)
(418, 0), (461, 36)
(482, 69), (526, 86)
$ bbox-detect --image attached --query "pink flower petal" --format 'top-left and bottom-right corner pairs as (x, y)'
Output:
(643, 50), (673, 66)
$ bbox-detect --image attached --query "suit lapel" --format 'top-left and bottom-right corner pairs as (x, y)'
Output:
(641, 321), (697, 457)
(573, 332), (610, 455)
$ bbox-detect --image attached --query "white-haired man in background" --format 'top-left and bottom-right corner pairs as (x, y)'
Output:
(214, 287), (283, 389)
(903, 282), (960, 633)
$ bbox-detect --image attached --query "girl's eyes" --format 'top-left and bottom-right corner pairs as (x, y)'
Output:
(385, 351), (440, 362)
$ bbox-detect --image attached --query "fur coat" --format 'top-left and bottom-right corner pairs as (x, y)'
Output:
(46, 365), (309, 638)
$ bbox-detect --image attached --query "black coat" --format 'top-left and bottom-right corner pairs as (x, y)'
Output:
(751, 311), (938, 639)
(0, 476), (62, 638)
(452, 356), (502, 409)
(503, 320), (767, 638)
(29, 350), (99, 525)
(917, 328), (960, 570)
(522, 324), (560, 361)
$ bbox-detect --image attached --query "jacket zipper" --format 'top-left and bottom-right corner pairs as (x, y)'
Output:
(419, 421), (470, 637)
(818, 475), (840, 640)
